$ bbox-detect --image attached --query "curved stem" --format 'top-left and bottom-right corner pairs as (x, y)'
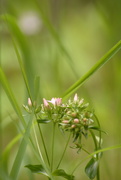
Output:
(51, 123), (56, 171)
(56, 132), (71, 169)
(89, 129), (100, 180)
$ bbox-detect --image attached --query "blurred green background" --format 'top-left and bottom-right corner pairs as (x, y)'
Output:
(1, 0), (121, 179)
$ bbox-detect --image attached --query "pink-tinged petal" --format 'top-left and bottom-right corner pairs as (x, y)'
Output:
(49, 97), (62, 106)
(43, 98), (49, 107)
(56, 98), (62, 106)
(50, 98), (56, 105)
(74, 93), (78, 102)
(28, 98), (32, 107)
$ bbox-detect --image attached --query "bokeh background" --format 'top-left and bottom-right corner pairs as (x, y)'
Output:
(1, 0), (121, 179)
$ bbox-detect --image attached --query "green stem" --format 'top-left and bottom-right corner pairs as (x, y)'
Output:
(89, 129), (100, 180)
(97, 167), (100, 180)
(94, 114), (102, 148)
(56, 132), (71, 169)
(89, 130), (98, 151)
(37, 123), (50, 166)
(34, 112), (50, 167)
(81, 147), (90, 155)
(51, 123), (56, 171)
(32, 123), (45, 164)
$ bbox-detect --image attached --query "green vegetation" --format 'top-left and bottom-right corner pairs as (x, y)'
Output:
(1, 0), (121, 179)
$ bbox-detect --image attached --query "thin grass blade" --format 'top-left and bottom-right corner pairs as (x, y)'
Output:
(0, 67), (26, 127)
(1, 14), (35, 97)
(63, 40), (121, 99)
(10, 115), (33, 180)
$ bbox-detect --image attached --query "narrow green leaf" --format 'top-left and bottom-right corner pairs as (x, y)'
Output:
(53, 169), (75, 180)
(25, 164), (49, 177)
(85, 158), (99, 179)
(12, 40), (32, 100)
(10, 116), (33, 180)
(0, 167), (12, 180)
(1, 14), (35, 97)
(0, 67), (26, 127)
(88, 126), (107, 134)
(62, 40), (121, 99)
(37, 119), (51, 124)
(2, 134), (22, 170)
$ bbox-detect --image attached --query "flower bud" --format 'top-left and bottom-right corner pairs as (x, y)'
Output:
(79, 98), (84, 105)
(28, 98), (32, 107)
(74, 93), (78, 102)
(74, 118), (79, 123)
(71, 112), (77, 117)
(71, 124), (76, 128)
(62, 120), (69, 124)
(56, 98), (62, 106)
(83, 118), (87, 122)
(43, 98), (50, 108)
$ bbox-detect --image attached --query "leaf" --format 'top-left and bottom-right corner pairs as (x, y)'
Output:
(88, 126), (107, 134)
(2, 134), (22, 170)
(62, 40), (121, 99)
(85, 158), (99, 179)
(0, 67), (26, 127)
(1, 14), (35, 97)
(53, 169), (75, 180)
(25, 164), (49, 177)
(10, 115), (33, 180)
(37, 119), (51, 124)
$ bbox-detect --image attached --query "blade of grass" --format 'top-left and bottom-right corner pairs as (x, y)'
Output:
(1, 14), (35, 98)
(2, 134), (22, 170)
(62, 40), (121, 99)
(0, 168), (12, 180)
(0, 67), (26, 127)
(12, 39), (53, 179)
(10, 115), (33, 180)
(12, 39), (32, 101)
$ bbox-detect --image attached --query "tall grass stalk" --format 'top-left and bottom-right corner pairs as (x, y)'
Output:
(63, 40), (121, 99)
